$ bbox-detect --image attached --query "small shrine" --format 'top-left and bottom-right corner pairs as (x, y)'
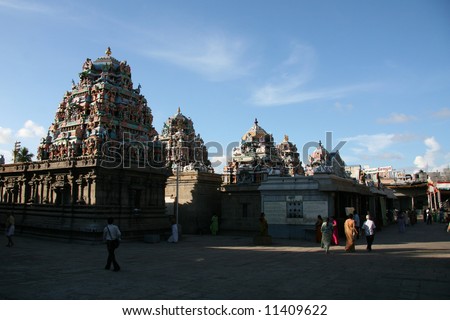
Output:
(304, 141), (347, 177)
(159, 107), (212, 172)
(160, 108), (220, 234)
(223, 119), (304, 184)
(277, 135), (305, 176)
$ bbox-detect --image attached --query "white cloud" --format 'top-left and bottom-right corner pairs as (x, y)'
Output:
(0, 127), (13, 144)
(17, 120), (46, 139)
(377, 113), (416, 124)
(414, 136), (441, 170)
(142, 32), (254, 82)
(432, 107), (450, 118)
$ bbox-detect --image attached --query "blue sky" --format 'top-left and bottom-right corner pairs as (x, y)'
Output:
(0, 0), (449, 173)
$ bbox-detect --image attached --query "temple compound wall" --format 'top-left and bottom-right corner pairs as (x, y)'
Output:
(0, 158), (168, 240)
(166, 172), (222, 234)
(219, 175), (374, 240)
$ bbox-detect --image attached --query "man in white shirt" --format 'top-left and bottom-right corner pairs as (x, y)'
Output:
(103, 217), (121, 271)
(362, 214), (376, 251)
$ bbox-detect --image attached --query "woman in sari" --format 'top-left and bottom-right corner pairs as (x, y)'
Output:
(321, 217), (333, 254)
(344, 214), (357, 252)
(331, 216), (339, 245)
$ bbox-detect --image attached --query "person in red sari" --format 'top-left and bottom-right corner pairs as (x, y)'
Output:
(344, 214), (357, 252)
(331, 216), (339, 245)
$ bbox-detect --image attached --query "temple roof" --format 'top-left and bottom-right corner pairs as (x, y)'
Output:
(241, 118), (270, 141)
(92, 47), (121, 70)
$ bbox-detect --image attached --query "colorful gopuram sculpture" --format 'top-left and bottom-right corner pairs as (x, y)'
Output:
(37, 47), (161, 165)
(0, 48), (168, 239)
(277, 134), (305, 176)
(305, 140), (347, 177)
(224, 119), (302, 183)
(159, 107), (212, 173)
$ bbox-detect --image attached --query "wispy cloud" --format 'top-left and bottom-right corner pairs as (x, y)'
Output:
(345, 133), (399, 154)
(0, 0), (54, 13)
(377, 113), (416, 124)
(0, 127), (13, 144)
(334, 102), (354, 112)
(342, 133), (415, 164)
(141, 32), (254, 82)
(251, 82), (378, 107)
(249, 43), (378, 107)
(17, 120), (46, 138)
(431, 107), (450, 118)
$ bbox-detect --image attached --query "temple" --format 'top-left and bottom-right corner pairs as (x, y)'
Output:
(220, 119), (377, 239)
(0, 48), (168, 239)
(1, 48), (446, 241)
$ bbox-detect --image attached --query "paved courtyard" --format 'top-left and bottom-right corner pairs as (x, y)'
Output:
(1, 220), (449, 300)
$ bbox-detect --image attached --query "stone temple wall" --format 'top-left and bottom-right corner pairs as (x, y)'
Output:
(0, 158), (169, 240)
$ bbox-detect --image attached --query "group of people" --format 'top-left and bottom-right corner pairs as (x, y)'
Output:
(315, 212), (376, 254)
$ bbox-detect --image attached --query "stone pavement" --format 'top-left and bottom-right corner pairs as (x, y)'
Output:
(1, 220), (449, 300)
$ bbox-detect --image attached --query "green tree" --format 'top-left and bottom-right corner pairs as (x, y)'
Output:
(15, 147), (34, 163)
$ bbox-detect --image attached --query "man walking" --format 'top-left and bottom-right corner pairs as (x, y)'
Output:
(362, 214), (376, 251)
(103, 217), (121, 271)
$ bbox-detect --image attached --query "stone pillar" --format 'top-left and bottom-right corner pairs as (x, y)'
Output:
(433, 192), (438, 211)
(76, 175), (85, 203)
(85, 171), (97, 205)
(18, 176), (26, 204)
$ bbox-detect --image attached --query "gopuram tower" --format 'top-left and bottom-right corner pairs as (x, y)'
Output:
(0, 48), (168, 240)
(223, 118), (304, 185)
(159, 108), (221, 234)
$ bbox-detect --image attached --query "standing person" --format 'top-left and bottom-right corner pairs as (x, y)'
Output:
(5, 212), (15, 247)
(103, 217), (121, 271)
(168, 216), (179, 243)
(362, 214), (376, 251)
(321, 217), (333, 254)
(259, 213), (269, 236)
(353, 211), (361, 239)
(315, 215), (323, 243)
(426, 209), (432, 225)
(344, 214), (357, 252)
(331, 216), (339, 245)
(210, 214), (219, 235)
(397, 211), (406, 233)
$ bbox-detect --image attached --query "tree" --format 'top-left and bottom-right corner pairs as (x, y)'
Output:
(15, 147), (34, 163)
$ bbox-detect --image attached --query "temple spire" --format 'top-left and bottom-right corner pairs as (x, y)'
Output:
(105, 47), (112, 56)
(177, 106), (181, 114)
